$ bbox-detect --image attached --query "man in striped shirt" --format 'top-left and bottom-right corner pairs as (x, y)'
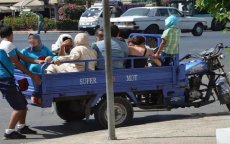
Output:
(155, 15), (181, 66)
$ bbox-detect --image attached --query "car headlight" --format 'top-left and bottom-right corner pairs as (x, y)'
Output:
(91, 21), (98, 26)
(79, 21), (83, 26)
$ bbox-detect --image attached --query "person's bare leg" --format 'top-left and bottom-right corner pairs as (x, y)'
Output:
(16, 108), (37, 134)
(8, 110), (23, 129)
(18, 109), (27, 125)
(4, 110), (26, 139)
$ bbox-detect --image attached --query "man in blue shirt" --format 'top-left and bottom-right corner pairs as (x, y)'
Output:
(0, 25), (43, 139)
(92, 25), (128, 69)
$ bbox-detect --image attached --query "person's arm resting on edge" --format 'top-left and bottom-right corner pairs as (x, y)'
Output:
(155, 38), (166, 57)
(10, 51), (43, 85)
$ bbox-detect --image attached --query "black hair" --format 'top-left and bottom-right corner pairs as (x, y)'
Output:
(63, 37), (72, 41)
(130, 36), (145, 45)
(111, 25), (119, 37)
(95, 28), (104, 36)
(0, 25), (13, 38)
(118, 1), (123, 6)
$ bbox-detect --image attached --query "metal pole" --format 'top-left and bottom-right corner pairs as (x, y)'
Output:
(53, 2), (59, 23)
(102, 0), (116, 140)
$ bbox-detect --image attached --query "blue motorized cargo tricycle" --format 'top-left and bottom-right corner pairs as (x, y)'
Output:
(14, 34), (230, 128)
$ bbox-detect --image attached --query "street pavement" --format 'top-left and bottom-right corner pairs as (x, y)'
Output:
(29, 115), (230, 144)
(0, 31), (230, 144)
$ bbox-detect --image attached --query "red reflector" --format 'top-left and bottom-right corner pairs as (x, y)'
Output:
(31, 97), (42, 104)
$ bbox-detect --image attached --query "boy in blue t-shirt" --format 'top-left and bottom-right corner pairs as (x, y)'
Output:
(0, 50), (14, 78)
(0, 25), (44, 139)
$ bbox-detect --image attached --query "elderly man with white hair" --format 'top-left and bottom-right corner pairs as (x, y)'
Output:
(46, 33), (97, 73)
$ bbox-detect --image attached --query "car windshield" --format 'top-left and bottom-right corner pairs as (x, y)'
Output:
(121, 8), (150, 17)
(81, 8), (102, 17)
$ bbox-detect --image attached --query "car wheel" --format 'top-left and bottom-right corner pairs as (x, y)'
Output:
(54, 100), (85, 122)
(94, 97), (133, 128)
(192, 23), (204, 36)
(226, 104), (230, 111)
(211, 19), (225, 31)
(144, 25), (159, 34)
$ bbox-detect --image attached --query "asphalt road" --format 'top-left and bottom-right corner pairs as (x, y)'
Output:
(0, 31), (230, 144)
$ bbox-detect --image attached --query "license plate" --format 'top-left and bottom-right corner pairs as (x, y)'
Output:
(82, 23), (89, 26)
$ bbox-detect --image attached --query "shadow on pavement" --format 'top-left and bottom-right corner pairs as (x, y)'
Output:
(129, 111), (229, 126)
(33, 120), (102, 139)
(115, 135), (215, 141)
(33, 112), (229, 139)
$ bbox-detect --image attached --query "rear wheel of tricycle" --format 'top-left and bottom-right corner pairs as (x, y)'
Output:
(54, 100), (85, 122)
(94, 97), (133, 128)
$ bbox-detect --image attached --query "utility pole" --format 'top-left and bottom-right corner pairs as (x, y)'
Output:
(54, 3), (59, 23)
(102, 0), (116, 140)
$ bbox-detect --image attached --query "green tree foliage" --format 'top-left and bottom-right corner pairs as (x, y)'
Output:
(196, 0), (230, 23)
(3, 12), (56, 30)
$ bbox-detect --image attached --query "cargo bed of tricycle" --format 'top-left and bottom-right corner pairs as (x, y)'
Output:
(14, 34), (188, 128)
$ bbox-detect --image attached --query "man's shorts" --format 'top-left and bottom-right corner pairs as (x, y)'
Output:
(0, 78), (27, 110)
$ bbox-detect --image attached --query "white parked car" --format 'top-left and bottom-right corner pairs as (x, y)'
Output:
(110, 7), (208, 36)
(78, 6), (104, 35)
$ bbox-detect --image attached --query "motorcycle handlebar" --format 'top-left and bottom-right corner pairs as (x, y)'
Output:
(180, 44), (229, 62)
(217, 43), (229, 49)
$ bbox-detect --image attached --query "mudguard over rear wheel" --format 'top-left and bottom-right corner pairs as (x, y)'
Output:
(94, 97), (134, 128)
(54, 100), (85, 122)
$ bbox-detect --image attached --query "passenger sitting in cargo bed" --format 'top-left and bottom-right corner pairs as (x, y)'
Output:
(51, 34), (73, 56)
(92, 25), (128, 70)
(46, 33), (97, 73)
(127, 36), (161, 68)
(21, 34), (56, 73)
